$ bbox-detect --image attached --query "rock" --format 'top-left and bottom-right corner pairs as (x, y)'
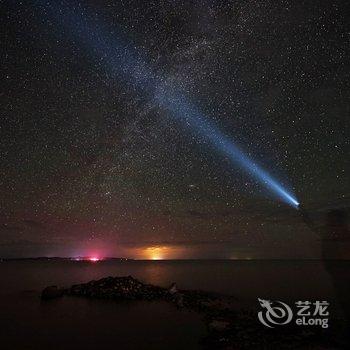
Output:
(200, 298), (235, 311)
(174, 293), (184, 308)
(168, 282), (178, 295)
(41, 286), (64, 300)
(208, 319), (231, 332)
(42, 275), (341, 349)
(65, 276), (167, 301)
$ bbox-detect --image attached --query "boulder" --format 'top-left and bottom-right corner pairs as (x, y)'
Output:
(66, 276), (167, 300)
(208, 319), (231, 332)
(174, 293), (184, 308)
(168, 282), (178, 295)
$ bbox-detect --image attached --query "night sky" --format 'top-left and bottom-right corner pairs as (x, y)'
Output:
(1, 0), (349, 259)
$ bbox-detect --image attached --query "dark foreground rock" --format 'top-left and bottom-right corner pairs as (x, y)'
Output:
(42, 276), (345, 349)
(67, 276), (167, 300)
(64, 276), (237, 314)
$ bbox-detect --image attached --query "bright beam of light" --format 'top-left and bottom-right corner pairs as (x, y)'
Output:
(33, 1), (299, 208)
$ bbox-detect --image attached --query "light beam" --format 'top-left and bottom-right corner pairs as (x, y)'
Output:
(32, 0), (299, 208)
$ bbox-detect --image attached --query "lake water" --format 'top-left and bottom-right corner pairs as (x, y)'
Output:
(0, 259), (348, 349)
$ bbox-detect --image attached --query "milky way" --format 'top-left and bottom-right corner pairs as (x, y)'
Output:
(1, 1), (349, 258)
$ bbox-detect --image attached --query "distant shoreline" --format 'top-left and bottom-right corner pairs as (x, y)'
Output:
(1, 257), (350, 261)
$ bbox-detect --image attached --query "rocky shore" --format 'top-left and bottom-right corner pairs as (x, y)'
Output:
(41, 276), (345, 349)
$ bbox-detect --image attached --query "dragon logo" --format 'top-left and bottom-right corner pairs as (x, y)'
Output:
(258, 298), (293, 328)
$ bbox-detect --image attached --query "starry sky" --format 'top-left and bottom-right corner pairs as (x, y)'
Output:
(1, 0), (349, 259)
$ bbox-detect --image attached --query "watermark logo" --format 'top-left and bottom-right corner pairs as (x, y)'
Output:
(258, 299), (329, 329)
(258, 298), (293, 328)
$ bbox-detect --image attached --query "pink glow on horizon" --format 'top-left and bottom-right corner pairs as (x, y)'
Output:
(89, 257), (100, 262)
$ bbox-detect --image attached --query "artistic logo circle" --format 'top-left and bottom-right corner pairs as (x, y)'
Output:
(258, 298), (293, 328)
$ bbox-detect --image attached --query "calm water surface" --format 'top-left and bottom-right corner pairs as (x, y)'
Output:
(0, 260), (346, 349)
